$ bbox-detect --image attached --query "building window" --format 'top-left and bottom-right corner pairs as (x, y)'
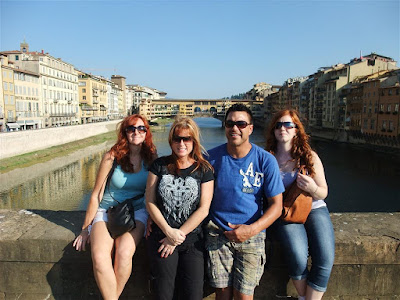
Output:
(387, 104), (391, 112)
(389, 121), (394, 131)
(395, 104), (399, 112)
(382, 120), (387, 129)
(370, 119), (375, 130)
(388, 89), (392, 96)
(82, 88), (86, 93)
(15, 55), (19, 61)
(363, 119), (368, 129)
(380, 104), (384, 112)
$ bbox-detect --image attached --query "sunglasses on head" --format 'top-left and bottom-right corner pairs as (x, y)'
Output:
(225, 120), (250, 129)
(275, 122), (297, 129)
(172, 135), (192, 143)
(125, 125), (147, 133)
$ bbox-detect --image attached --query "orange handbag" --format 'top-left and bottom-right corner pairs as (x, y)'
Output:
(280, 166), (312, 224)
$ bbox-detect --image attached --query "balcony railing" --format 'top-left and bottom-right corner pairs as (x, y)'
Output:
(49, 113), (76, 117)
(81, 105), (95, 111)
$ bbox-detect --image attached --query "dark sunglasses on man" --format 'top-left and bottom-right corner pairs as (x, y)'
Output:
(225, 120), (250, 129)
(275, 122), (297, 129)
(125, 125), (147, 133)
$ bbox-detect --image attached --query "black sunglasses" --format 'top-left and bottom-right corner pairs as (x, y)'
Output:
(275, 122), (297, 129)
(225, 120), (250, 129)
(125, 125), (147, 133)
(172, 136), (192, 143)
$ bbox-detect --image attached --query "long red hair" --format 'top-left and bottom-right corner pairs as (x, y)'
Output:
(110, 114), (157, 172)
(265, 110), (315, 176)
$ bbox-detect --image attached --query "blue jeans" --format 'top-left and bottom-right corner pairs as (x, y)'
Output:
(274, 206), (335, 292)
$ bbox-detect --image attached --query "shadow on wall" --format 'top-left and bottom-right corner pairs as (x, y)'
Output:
(28, 210), (291, 299)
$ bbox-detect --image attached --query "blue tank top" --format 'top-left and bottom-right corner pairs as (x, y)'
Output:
(281, 170), (298, 189)
(99, 162), (148, 211)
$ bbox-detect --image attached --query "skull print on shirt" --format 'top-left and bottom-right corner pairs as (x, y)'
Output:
(159, 174), (199, 224)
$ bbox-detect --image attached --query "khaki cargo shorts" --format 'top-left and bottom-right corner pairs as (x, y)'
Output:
(205, 219), (266, 295)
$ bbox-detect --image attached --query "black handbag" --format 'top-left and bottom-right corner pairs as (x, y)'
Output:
(106, 195), (143, 239)
(104, 159), (143, 239)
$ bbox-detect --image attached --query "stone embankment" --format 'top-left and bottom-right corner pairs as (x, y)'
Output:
(0, 120), (121, 160)
(0, 210), (399, 299)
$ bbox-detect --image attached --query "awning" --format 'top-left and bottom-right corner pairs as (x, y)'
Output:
(7, 123), (20, 129)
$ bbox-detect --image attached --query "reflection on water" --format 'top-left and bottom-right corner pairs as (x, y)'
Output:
(1, 117), (399, 212)
(0, 151), (107, 211)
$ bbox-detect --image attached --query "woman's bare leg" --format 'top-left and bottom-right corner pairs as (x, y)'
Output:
(90, 221), (117, 300)
(114, 221), (145, 297)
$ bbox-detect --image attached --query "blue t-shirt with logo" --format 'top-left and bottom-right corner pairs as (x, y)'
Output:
(207, 143), (284, 231)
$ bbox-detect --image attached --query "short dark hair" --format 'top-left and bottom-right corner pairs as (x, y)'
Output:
(224, 103), (253, 124)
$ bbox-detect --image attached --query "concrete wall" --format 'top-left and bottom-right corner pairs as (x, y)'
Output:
(0, 120), (121, 159)
(0, 210), (399, 299)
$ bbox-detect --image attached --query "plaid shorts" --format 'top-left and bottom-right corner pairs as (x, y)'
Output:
(205, 220), (266, 295)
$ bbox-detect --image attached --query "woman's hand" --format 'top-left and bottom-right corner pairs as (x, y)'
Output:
(158, 237), (176, 258)
(165, 228), (186, 246)
(296, 173), (318, 195)
(72, 229), (90, 251)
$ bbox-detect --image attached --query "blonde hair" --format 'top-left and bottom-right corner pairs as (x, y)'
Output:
(167, 116), (213, 174)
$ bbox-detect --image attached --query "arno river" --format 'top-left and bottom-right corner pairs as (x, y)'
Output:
(1, 117), (399, 213)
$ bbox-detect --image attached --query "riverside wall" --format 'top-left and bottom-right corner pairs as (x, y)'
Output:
(0, 210), (399, 299)
(0, 120), (121, 160)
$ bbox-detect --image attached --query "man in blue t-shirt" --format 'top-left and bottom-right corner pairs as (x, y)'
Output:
(205, 103), (284, 300)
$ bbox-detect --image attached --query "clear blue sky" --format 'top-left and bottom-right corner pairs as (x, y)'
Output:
(1, 0), (399, 99)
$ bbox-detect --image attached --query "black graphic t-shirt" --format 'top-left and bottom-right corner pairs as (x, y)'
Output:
(150, 156), (214, 237)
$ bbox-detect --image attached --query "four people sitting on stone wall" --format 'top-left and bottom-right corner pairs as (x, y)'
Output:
(74, 110), (334, 300)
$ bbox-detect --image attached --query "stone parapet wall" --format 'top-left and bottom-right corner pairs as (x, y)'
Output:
(0, 120), (121, 159)
(0, 210), (399, 299)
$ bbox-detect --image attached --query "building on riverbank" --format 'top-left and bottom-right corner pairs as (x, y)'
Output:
(261, 53), (399, 149)
(1, 41), (80, 129)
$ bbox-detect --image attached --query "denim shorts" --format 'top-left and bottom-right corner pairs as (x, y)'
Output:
(205, 220), (266, 295)
(90, 207), (149, 236)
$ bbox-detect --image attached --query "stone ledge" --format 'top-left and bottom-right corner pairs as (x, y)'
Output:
(0, 210), (399, 299)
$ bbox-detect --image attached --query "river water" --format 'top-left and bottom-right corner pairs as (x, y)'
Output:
(1, 117), (399, 212)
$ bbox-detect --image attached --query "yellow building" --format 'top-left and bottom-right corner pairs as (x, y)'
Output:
(78, 71), (108, 123)
(1, 57), (17, 131)
(14, 68), (42, 130)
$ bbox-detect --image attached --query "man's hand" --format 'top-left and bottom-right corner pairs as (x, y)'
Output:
(145, 217), (153, 239)
(223, 223), (255, 243)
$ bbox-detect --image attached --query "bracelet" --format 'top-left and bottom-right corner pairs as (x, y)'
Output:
(313, 186), (319, 194)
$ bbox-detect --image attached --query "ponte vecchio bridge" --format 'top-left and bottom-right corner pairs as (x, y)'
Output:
(138, 98), (264, 122)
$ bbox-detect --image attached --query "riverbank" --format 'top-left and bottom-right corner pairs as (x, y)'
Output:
(0, 120), (173, 174)
(309, 128), (400, 155)
(0, 131), (117, 174)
